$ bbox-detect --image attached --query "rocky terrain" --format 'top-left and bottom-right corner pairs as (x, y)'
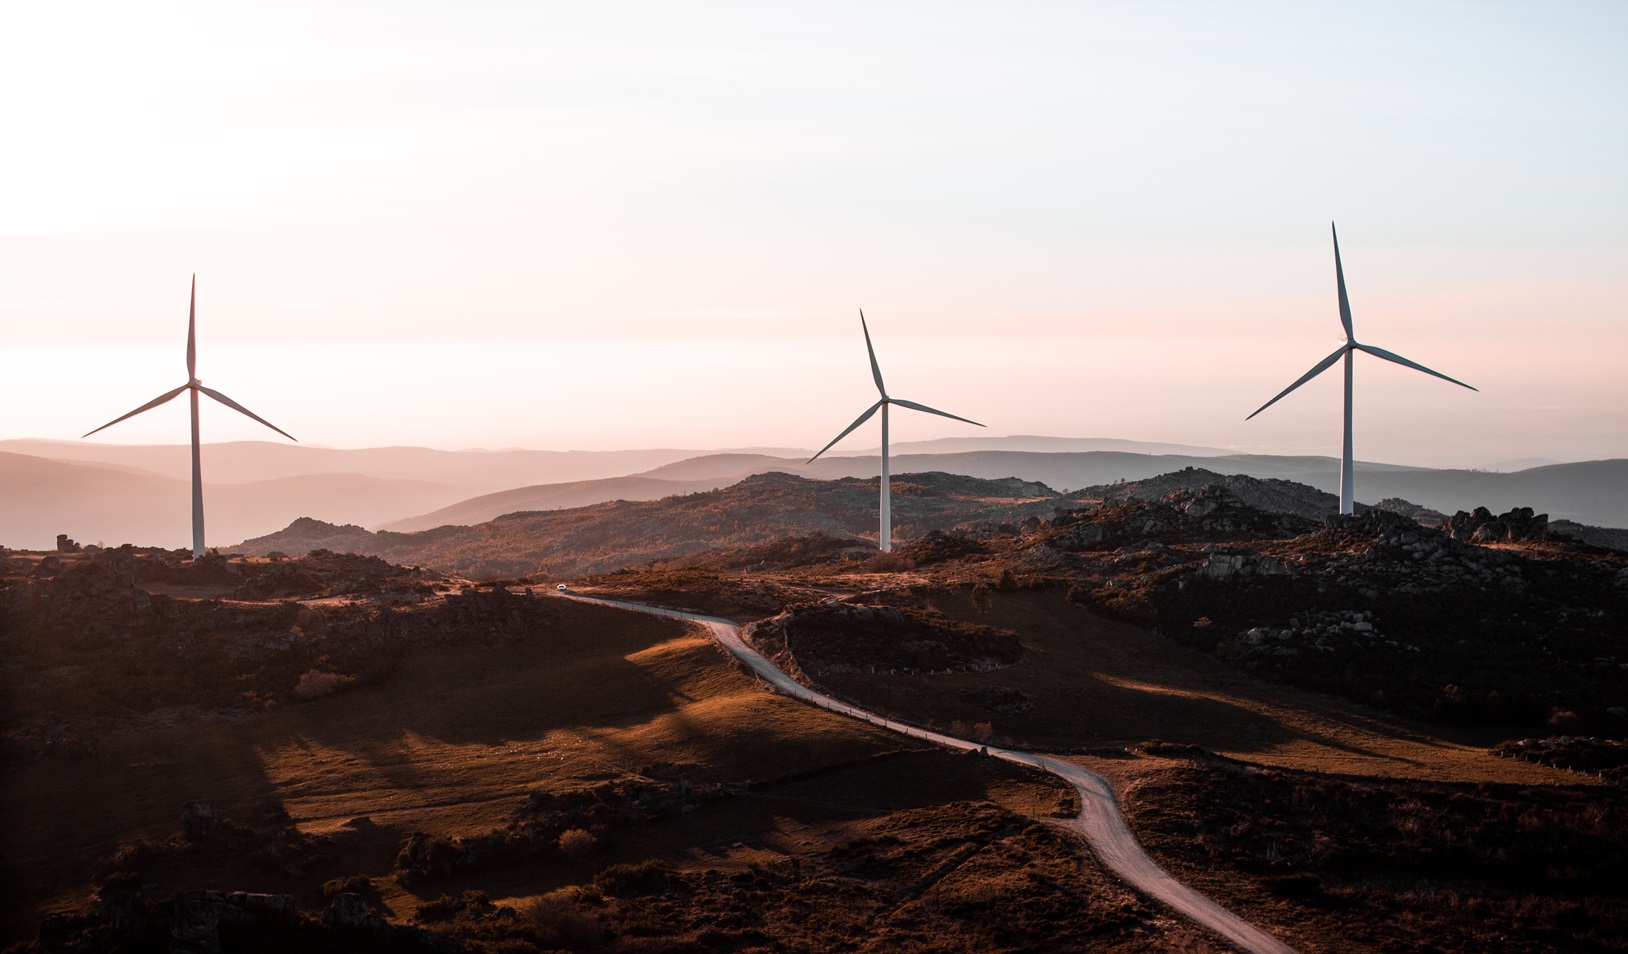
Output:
(234, 472), (1066, 579)
(0, 547), (555, 761)
(8, 468), (1628, 952)
(3, 542), (1210, 953)
(581, 476), (1627, 740)
(1054, 499), (1627, 733)
(232, 465), (1628, 585)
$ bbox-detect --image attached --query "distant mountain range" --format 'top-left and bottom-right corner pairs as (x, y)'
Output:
(0, 451), (462, 551)
(0, 436), (1623, 551)
(382, 451), (1628, 533)
(232, 463), (1628, 580)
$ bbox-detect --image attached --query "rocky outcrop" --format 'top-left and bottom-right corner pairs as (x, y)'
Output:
(1199, 550), (1288, 580)
(1223, 610), (1422, 673)
(323, 892), (387, 930)
(170, 891), (299, 954)
(1444, 506), (1549, 543)
(1045, 485), (1320, 553)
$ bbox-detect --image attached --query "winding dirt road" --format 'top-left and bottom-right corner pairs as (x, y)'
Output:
(571, 595), (1298, 954)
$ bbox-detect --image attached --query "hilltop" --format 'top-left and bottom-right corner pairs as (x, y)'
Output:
(235, 471), (1064, 578)
(235, 466), (1625, 583)
(8, 437), (1625, 550)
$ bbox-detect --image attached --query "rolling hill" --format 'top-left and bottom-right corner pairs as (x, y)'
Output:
(0, 451), (466, 550)
(383, 451), (1628, 532)
(7, 436), (1623, 550)
(239, 472), (1064, 578)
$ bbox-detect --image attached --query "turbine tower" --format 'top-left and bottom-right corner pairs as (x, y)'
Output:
(84, 275), (297, 558)
(809, 310), (983, 552)
(1247, 224), (1475, 516)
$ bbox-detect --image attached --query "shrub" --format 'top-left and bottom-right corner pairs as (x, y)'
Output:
(322, 874), (381, 905)
(558, 827), (598, 858)
(520, 894), (602, 946)
(414, 894), (462, 923)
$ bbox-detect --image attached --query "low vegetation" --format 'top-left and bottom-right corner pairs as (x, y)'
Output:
(7, 466), (1627, 951)
(1121, 756), (1628, 953)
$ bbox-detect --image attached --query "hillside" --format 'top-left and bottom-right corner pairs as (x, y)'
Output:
(381, 450), (1628, 533)
(1, 548), (1208, 953)
(7, 488), (1626, 950)
(238, 465), (1628, 583)
(237, 472), (1065, 578)
(577, 489), (1628, 951)
(9, 438), (1624, 548)
(379, 474), (720, 532)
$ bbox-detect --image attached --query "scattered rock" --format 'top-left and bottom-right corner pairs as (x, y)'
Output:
(1445, 506), (1549, 543)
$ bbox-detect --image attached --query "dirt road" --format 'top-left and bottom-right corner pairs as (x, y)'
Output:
(572, 595), (1298, 954)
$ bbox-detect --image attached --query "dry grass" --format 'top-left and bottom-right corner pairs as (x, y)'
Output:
(0, 594), (1124, 949)
(0, 599), (882, 935)
(809, 586), (1572, 785)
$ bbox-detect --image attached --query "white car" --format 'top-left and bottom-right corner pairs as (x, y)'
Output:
(556, 583), (569, 591)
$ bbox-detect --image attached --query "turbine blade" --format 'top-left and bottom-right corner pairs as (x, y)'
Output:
(1333, 222), (1354, 341)
(808, 399), (883, 462)
(859, 309), (886, 396)
(186, 274), (197, 379)
(83, 384), (190, 438)
(198, 386), (298, 441)
(890, 397), (984, 428)
(1353, 343), (1477, 391)
(1246, 346), (1348, 420)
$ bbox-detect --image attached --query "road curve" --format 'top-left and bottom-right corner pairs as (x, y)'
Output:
(568, 594), (1298, 954)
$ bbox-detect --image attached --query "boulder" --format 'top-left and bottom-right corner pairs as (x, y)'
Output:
(1445, 506), (1548, 543)
(323, 892), (385, 930)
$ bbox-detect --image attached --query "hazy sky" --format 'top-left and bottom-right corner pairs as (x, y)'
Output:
(3, 1), (1624, 468)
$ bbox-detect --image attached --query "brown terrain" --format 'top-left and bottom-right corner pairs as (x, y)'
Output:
(4, 468), (1625, 952)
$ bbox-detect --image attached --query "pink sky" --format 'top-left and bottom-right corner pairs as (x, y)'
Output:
(2, 2), (1624, 467)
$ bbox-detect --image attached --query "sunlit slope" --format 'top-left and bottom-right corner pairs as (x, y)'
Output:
(0, 598), (908, 938)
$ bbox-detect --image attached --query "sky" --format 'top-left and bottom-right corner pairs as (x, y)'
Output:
(2, 1), (1624, 469)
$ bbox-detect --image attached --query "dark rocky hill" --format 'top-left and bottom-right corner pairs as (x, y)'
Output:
(236, 472), (1067, 579)
(1075, 466), (1447, 522)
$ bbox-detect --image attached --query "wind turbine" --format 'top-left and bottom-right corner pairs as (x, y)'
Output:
(1247, 224), (1475, 516)
(84, 275), (296, 558)
(809, 310), (983, 552)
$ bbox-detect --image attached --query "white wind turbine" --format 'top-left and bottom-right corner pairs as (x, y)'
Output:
(809, 310), (983, 552)
(84, 276), (297, 558)
(1247, 224), (1476, 515)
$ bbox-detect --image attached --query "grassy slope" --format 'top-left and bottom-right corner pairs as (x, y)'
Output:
(0, 601), (886, 935)
(3, 595), (1211, 953)
(806, 587), (1564, 784)
(742, 583), (1622, 953)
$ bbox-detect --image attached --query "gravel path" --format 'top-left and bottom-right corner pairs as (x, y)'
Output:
(569, 594), (1298, 954)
